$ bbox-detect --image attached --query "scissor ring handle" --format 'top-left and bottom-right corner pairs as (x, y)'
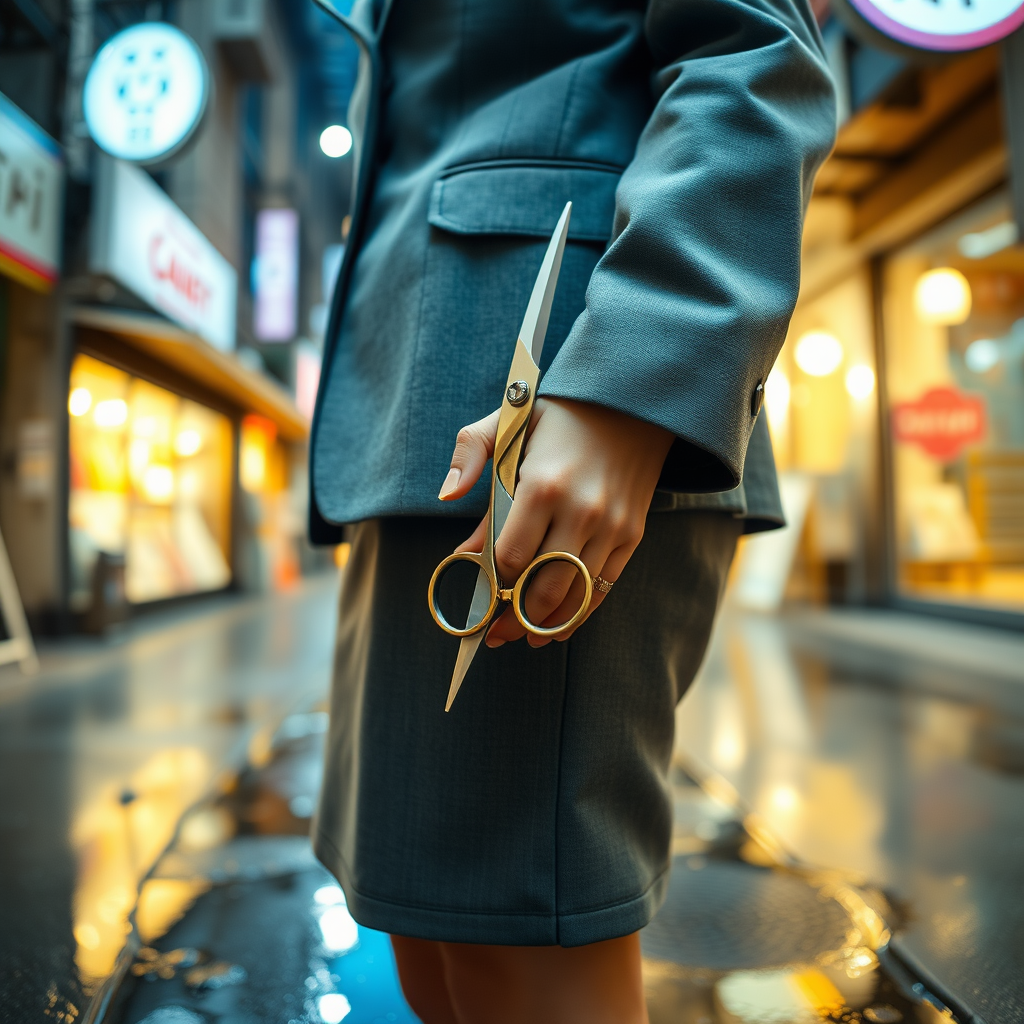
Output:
(512, 551), (593, 638)
(428, 551), (498, 637)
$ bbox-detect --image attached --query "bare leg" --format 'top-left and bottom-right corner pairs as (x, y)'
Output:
(390, 935), (458, 1024)
(439, 932), (648, 1024)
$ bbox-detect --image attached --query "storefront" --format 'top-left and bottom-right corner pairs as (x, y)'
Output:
(772, 22), (1024, 624)
(0, 91), (65, 641)
(882, 191), (1024, 617)
(62, 154), (308, 621)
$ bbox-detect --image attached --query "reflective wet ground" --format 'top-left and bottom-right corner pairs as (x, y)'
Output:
(1, 575), (1021, 1023)
(0, 574), (340, 1023)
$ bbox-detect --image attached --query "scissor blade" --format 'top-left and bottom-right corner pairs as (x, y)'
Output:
(444, 567), (492, 711)
(520, 202), (572, 364)
(446, 631), (485, 712)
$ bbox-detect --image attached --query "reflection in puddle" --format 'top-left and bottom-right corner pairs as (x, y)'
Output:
(71, 748), (211, 986)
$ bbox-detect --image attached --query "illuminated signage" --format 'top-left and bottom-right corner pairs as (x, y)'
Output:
(83, 23), (209, 165)
(253, 208), (299, 342)
(840, 0), (1024, 51)
(0, 92), (63, 291)
(892, 386), (986, 460)
(90, 157), (238, 351)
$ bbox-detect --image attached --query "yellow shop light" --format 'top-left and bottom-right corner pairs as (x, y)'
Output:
(914, 267), (972, 325)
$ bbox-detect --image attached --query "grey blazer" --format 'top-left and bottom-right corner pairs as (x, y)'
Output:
(309, 0), (836, 542)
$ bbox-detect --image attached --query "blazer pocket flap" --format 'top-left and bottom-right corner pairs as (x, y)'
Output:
(428, 161), (620, 243)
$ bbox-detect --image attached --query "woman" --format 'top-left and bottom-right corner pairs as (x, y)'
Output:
(309, 0), (836, 1019)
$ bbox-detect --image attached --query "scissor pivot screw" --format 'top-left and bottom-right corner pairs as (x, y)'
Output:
(506, 380), (530, 406)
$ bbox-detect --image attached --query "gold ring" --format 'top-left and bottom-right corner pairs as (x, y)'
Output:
(592, 575), (614, 594)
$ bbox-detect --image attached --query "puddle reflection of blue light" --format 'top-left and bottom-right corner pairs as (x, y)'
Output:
(327, 924), (420, 1024)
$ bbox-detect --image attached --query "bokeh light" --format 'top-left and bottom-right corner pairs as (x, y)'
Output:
(794, 331), (844, 377)
(914, 267), (972, 325)
(845, 364), (875, 400)
(320, 125), (353, 158)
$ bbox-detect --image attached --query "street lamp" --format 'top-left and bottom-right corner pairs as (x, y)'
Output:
(319, 125), (353, 158)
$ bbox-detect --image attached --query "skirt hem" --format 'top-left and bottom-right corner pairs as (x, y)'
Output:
(313, 829), (669, 948)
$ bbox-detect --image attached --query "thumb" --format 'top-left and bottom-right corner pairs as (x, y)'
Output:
(438, 408), (500, 500)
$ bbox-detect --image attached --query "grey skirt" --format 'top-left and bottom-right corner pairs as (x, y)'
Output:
(313, 511), (741, 947)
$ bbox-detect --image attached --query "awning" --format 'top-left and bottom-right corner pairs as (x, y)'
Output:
(71, 306), (308, 442)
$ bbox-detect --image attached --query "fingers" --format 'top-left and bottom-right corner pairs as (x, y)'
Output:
(438, 408), (501, 501)
(526, 541), (634, 647)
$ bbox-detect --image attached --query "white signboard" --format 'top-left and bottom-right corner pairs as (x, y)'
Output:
(846, 0), (1024, 50)
(91, 158), (238, 351)
(253, 208), (299, 342)
(84, 22), (209, 165)
(0, 92), (63, 291)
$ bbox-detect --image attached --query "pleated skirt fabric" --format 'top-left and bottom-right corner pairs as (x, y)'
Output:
(313, 510), (740, 947)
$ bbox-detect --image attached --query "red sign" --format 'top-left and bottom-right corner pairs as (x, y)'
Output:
(892, 386), (986, 461)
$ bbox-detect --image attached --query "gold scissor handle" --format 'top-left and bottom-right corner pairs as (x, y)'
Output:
(428, 550), (593, 640)
(512, 551), (592, 638)
(428, 551), (498, 637)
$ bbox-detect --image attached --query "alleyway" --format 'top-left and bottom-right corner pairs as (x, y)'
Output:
(1, 573), (1021, 1024)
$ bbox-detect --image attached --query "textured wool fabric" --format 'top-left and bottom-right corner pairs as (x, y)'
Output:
(313, 511), (742, 946)
(309, 0), (836, 542)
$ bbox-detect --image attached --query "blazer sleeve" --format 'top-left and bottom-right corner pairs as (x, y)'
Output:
(538, 0), (836, 492)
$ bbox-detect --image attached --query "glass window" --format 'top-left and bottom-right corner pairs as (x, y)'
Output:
(68, 354), (234, 607)
(883, 191), (1024, 613)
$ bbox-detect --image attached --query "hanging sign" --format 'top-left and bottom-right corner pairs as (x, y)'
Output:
(892, 386), (986, 460)
(837, 0), (1024, 51)
(83, 22), (209, 165)
(0, 92), (63, 291)
(253, 208), (300, 342)
(90, 158), (238, 351)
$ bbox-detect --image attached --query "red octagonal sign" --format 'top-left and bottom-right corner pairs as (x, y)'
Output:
(892, 386), (986, 461)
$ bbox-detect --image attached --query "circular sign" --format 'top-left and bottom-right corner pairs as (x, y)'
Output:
(83, 22), (209, 165)
(844, 0), (1024, 51)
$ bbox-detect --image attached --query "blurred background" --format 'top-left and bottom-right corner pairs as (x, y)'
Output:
(0, 2), (1022, 1024)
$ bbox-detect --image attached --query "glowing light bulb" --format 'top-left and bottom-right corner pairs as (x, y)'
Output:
(320, 125), (353, 158)
(914, 267), (971, 325)
(845, 364), (875, 400)
(69, 387), (93, 417)
(141, 464), (175, 503)
(174, 429), (203, 457)
(93, 398), (128, 428)
(794, 331), (843, 377)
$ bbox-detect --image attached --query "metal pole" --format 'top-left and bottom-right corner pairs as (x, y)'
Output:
(62, 0), (95, 182)
(1001, 27), (1024, 235)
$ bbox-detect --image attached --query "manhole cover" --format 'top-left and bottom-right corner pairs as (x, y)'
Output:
(642, 858), (852, 970)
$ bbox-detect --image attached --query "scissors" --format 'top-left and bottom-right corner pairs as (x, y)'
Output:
(428, 202), (593, 712)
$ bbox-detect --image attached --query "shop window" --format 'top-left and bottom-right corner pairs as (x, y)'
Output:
(68, 354), (233, 607)
(883, 192), (1024, 613)
(755, 271), (877, 605)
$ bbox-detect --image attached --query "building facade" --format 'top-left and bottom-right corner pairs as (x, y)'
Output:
(774, 15), (1024, 627)
(0, 0), (356, 632)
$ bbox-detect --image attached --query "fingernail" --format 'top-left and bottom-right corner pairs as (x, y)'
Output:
(486, 638), (505, 649)
(438, 467), (461, 500)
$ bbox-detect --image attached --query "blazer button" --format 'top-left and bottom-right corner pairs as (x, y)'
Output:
(751, 380), (765, 417)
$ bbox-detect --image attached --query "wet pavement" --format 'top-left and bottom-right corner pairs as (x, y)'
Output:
(0, 573), (340, 1024)
(2, 571), (1022, 1024)
(677, 606), (1024, 1024)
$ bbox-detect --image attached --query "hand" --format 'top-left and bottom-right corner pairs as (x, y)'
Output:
(437, 397), (674, 647)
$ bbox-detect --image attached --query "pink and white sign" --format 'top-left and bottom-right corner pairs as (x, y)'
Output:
(253, 208), (299, 342)
(847, 0), (1024, 51)
(892, 386), (986, 461)
(90, 157), (237, 350)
